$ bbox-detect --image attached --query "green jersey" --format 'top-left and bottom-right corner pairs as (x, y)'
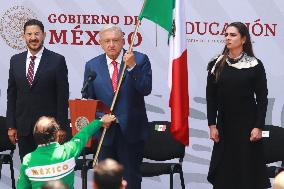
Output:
(17, 119), (102, 189)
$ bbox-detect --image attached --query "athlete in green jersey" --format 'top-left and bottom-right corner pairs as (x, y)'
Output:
(17, 115), (116, 189)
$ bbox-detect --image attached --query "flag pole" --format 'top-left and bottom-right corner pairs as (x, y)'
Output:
(93, 1), (147, 168)
(156, 24), (158, 47)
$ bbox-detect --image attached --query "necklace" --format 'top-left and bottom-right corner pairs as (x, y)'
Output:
(227, 52), (244, 64)
(228, 52), (244, 61)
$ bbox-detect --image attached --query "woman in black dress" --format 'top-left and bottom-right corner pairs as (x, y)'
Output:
(206, 22), (270, 189)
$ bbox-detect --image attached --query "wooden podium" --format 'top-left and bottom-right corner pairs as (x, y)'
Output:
(69, 99), (110, 147)
(69, 99), (110, 189)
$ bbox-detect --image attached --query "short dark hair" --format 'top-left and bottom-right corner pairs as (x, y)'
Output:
(94, 159), (124, 189)
(24, 19), (44, 33)
(33, 116), (60, 145)
(41, 180), (69, 189)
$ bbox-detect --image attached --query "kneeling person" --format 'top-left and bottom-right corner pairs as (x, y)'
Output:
(17, 115), (116, 189)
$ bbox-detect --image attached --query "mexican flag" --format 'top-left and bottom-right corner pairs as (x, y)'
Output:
(138, 0), (189, 146)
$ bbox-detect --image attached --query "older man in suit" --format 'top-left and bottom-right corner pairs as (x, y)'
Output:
(6, 19), (70, 160)
(83, 25), (152, 189)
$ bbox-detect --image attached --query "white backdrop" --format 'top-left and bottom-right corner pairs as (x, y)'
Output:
(0, 0), (284, 188)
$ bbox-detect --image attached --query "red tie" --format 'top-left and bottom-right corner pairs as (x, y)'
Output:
(111, 60), (118, 92)
(27, 56), (36, 87)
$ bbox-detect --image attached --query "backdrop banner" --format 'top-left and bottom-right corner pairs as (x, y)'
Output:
(0, 0), (283, 188)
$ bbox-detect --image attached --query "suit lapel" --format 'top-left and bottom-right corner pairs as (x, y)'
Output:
(96, 51), (127, 96)
(19, 51), (30, 88)
(97, 55), (114, 95)
(117, 49), (128, 84)
(32, 48), (48, 87)
(118, 58), (127, 81)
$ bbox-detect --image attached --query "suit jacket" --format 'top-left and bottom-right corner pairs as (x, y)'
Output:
(6, 48), (69, 136)
(84, 50), (152, 144)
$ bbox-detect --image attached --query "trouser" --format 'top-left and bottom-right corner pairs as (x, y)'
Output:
(18, 133), (37, 161)
(98, 126), (144, 189)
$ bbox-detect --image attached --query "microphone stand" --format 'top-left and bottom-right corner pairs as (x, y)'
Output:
(80, 80), (93, 189)
(81, 146), (87, 189)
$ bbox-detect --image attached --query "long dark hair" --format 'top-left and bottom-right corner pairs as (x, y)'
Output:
(214, 22), (254, 81)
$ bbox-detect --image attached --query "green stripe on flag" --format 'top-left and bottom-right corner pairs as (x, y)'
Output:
(138, 0), (175, 34)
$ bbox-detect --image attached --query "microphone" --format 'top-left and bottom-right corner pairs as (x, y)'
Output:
(81, 71), (97, 98)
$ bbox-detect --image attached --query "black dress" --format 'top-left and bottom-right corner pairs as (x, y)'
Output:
(206, 54), (270, 189)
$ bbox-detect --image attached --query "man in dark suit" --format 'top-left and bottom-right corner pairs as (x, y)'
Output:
(83, 25), (152, 189)
(6, 19), (69, 160)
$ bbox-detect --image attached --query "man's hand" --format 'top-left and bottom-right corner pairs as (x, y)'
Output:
(8, 128), (17, 145)
(209, 125), (220, 143)
(56, 129), (67, 144)
(101, 114), (116, 128)
(250, 128), (262, 142)
(123, 51), (136, 69)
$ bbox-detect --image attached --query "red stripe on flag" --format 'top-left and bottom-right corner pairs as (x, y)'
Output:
(169, 49), (189, 146)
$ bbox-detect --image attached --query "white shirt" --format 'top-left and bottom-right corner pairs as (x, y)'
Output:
(105, 50), (136, 78)
(106, 50), (123, 78)
(26, 47), (44, 79)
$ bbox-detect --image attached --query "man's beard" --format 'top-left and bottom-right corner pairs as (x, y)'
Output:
(27, 40), (44, 52)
